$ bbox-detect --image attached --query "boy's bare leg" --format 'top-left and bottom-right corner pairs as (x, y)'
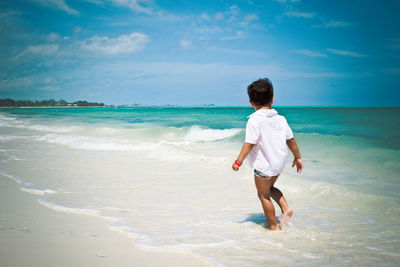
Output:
(270, 186), (293, 218)
(270, 186), (293, 227)
(254, 175), (279, 230)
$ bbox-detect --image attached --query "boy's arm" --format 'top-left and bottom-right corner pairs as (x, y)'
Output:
(232, 142), (254, 171)
(286, 138), (303, 173)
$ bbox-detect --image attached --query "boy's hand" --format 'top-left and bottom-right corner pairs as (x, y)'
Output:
(232, 162), (240, 171)
(292, 158), (303, 173)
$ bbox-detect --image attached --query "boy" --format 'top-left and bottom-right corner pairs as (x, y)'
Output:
(232, 78), (303, 230)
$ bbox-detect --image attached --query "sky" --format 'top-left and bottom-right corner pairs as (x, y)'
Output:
(0, 0), (399, 106)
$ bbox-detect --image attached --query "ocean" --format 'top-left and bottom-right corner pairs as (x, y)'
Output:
(0, 106), (399, 266)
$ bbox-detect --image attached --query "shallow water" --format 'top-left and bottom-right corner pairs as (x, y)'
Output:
(1, 107), (399, 266)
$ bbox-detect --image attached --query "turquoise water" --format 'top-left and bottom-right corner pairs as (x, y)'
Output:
(0, 106), (399, 266)
(3, 106), (398, 143)
(2, 106), (399, 196)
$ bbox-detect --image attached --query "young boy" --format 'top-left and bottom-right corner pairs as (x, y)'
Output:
(232, 78), (303, 230)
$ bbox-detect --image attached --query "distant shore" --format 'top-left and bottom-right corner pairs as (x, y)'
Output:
(0, 98), (105, 107)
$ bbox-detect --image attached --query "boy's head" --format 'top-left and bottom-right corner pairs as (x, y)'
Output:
(247, 78), (274, 107)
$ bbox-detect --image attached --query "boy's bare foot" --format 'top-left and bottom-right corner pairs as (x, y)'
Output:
(279, 207), (293, 228)
(284, 207), (293, 218)
(269, 225), (280, 231)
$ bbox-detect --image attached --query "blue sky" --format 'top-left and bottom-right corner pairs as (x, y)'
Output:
(0, 0), (399, 106)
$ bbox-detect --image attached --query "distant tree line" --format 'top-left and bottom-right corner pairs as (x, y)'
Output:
(0, 98), (105, 107)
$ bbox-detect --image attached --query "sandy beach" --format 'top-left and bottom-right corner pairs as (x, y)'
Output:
(0, 177), (211, 267)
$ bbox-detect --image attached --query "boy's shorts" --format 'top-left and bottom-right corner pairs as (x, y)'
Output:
(254, 169), (280, 180)
(254, 169), (271, 179)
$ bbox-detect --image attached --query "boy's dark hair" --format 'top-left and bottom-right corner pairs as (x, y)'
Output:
(247, 78), (274, 106)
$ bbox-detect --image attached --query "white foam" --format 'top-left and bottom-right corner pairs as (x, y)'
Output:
(20, 187), (57, 196)
(38, 198), (121, 223)
(0, 151), (24, 161)
(35, 133), (159, 151)
(184, 126), (241, 142)
(149, 145), (226, 164)
(0, 114), (73, 133)
(98, 206), (125, 212)
(0, 170), (23, 185)
(0, 114), (17, 121)
(38, 198), (100, 216)
(0, 169), (58, 196)
(109, 225), (139, 240)
(1, 167), (121, 223)
(0, 135), (25, 141)
(26, 124), (72, 133)
(34, 132), (229, 165)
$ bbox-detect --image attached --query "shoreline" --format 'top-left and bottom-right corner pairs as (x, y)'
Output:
(0, 175), (213, 267)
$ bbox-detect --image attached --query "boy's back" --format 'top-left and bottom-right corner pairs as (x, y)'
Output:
(245, 108), (294, 177)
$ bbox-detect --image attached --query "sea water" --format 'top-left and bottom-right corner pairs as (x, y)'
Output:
(0, 106), (399, 266)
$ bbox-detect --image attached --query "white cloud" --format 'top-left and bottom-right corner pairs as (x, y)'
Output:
(208, 47), (265, 57)
(220, 31), (246, 41)
(326, 48), (367, 58)
(82, 0), (103, 4)
(313, 19), (355, 29)
(0, 77), (34, 88)
(292, 49), (327, 57)
(47, 32), (61, 42)
(189, 6), (260, 41)
(285, 11), (315, 18)
(13, 44), (60, 61)
(40, 85), (59, 92)
(229, 5), (240, 15)
(27, 44), (60, 54)
(208, 5), (240, 24)
(89, 61), (346, 85)
(200, 12), (211, 21)
(43, 77), (54, 83)
(244, 13), (259, 22)
(31, 0), (79, 15)
(80, 32), (149, 55)
(215, 12), (224, 20)
(109, 0), (153, 14)
(180, 39), (192, 49)
(197, 26), (223, 34)
(0, 74), (60, 91)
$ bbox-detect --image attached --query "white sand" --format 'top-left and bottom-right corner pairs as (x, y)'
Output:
(0, 177), (212, 267)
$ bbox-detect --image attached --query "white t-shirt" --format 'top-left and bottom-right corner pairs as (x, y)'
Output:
(245, 108), (294, 176)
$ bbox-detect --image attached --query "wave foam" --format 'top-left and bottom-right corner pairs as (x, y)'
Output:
(0, 136), (23, 141)
(38, 198), (121, 223)
(184, 126), (241, 142)
(0, 171), (23, 185)
(0, 169), (57, 195)
(0, 114), (73, 133)
(20, 187), (57, 196)
(35, 133), (159, 151)
(109, 224), (139, 240)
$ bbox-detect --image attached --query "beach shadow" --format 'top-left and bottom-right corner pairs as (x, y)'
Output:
(240, 213), (281, 228)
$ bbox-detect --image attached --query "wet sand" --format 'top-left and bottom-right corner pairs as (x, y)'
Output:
(0, 177), (212, 267)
